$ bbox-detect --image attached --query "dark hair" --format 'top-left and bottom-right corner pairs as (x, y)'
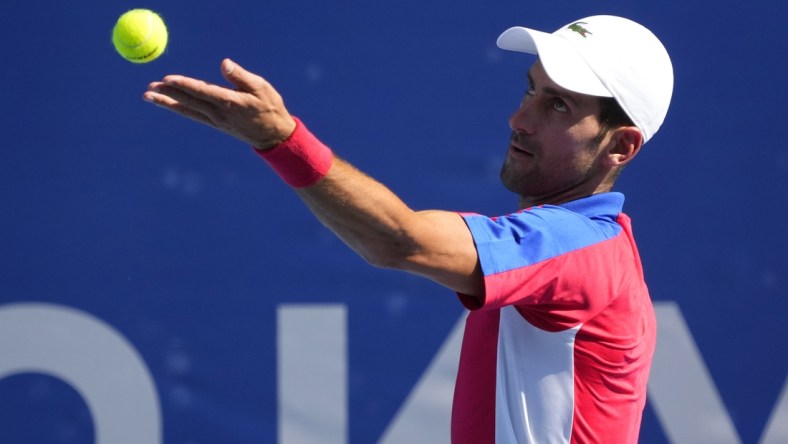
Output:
(594, 97), (635, 145)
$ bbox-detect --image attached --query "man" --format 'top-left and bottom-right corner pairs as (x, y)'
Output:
(144, 14), (673, 444)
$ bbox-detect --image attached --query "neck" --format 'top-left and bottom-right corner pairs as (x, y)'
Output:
(518, 181), (615, 210)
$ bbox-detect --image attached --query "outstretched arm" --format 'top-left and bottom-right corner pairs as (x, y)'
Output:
(143, 59), (484, 297)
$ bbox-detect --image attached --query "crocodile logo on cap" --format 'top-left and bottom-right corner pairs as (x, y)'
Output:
(568, 22), (592, 37)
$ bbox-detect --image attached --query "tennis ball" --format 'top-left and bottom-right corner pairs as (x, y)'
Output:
(112, 9), (168, 63)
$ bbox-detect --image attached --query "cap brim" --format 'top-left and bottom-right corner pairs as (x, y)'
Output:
(496, 27), (612, 98)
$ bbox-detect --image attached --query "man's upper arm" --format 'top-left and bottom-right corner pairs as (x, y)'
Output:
(403, 210), (484, 298)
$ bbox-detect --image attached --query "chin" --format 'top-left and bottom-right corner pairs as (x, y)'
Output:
(499, 162), (529, 195)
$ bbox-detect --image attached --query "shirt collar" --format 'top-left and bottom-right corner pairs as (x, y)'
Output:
(558, 192), (625, 218)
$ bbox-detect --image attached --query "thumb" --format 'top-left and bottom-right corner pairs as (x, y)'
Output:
(221, 58), (263, 93)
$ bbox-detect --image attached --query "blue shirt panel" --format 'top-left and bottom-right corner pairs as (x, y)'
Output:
(462, 193), (626, 276)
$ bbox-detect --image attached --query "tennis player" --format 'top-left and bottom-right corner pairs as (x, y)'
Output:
(144, 14), (673, 444)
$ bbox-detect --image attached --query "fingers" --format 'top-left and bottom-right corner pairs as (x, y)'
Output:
(157, 74), (239, 107)
(142, 60), (294, 148)
(143, 86), (215, 127)
(221, 58), (268, 95)
(144, 60), (273, 114)
(145, 81), (217, 115)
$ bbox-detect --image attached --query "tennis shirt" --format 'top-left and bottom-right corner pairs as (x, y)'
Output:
(452, 192), (655, 444)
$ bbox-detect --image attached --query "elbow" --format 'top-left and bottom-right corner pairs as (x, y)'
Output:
(360, 250), (406, 270)
(357, 241), (416, 271)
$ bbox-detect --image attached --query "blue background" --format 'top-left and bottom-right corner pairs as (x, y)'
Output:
(1, 0), (786, 442)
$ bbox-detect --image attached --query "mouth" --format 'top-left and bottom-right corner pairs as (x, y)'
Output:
(508, 132), (535, 157)
(508, 140), (534, 158)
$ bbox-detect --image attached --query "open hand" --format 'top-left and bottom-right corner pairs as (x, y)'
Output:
(144, 59), (297, 150)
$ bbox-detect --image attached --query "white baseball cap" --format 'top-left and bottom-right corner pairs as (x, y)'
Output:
(497, 15), (674, 143)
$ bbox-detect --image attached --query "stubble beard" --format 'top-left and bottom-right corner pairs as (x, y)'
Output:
(499, 134), (605, 206)
(499, 134), (540, 197)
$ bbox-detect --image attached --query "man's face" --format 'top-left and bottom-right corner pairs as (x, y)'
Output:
(500, 61), (610, 207)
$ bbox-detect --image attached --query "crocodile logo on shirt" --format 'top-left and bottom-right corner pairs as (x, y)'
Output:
(568, 22), (592, 37)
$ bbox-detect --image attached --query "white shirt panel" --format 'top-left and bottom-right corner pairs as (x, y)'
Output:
(495, 306), (581, 443)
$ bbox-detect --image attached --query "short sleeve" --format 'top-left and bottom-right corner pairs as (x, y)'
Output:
(459, 205), (622, 324)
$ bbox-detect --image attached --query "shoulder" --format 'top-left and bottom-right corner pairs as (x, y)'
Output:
(463, 204), (620, 246)
(461, 196), (627, 275)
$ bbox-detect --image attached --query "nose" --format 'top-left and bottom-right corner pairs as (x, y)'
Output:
(508, 97), (535, 134)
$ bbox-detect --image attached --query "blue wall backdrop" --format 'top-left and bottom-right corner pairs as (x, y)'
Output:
(1, 0), (787, 443)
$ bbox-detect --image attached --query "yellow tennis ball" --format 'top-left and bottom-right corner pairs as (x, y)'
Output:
(112, 9), (168, 63)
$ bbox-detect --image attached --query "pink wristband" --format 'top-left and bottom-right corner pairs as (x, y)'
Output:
(255, 117), (334, 188)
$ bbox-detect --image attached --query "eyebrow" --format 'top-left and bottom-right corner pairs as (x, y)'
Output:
(527, 70), (581, 107)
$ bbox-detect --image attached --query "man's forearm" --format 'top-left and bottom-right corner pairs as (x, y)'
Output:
(293, 157), (484, 297)
(295, 157), (422, 269)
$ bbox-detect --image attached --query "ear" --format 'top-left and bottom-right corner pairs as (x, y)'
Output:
(606, 126), (643, 167)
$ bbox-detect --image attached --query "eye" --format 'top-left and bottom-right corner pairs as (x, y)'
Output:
(552, 98), (569, 113)
(519, 83), (535, 106)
